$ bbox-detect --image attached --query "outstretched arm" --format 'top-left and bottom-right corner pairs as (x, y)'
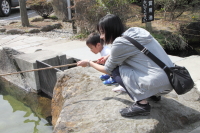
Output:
(77, 60), (107, 74)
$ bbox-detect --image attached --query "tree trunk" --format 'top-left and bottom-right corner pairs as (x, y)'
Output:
(48, 0), (69, 21)
(19, 0), (29, 27)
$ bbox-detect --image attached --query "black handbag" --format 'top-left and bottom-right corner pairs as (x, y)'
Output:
(122, 35), (194, 95)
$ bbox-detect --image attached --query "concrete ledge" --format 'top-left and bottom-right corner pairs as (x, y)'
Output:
(14, 50), (68, 91)
(168, 55), (185, 63)
(189, 127), (200, 133)
(0, 47), (26, 89)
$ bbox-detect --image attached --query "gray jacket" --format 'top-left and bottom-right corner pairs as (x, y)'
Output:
(104, 27), (174, 101)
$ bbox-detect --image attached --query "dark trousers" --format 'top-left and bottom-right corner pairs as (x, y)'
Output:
(111, 67), (134, 100)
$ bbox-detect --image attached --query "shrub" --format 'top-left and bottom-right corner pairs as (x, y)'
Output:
(73, 0), (132, 34)
(152, 31), (188, 51)
(155, 0), (200, 20)
(73, 0), (108, 33)
(101, 0), (132, 25)
(27, 0), (54, 18)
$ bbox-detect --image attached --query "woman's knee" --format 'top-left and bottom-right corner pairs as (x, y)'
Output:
(112, 67), (120, 78)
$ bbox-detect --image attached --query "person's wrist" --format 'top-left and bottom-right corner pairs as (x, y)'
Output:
(87, 60), (91, 67)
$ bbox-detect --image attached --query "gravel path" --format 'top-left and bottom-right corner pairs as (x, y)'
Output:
(24, 22), (75, 39)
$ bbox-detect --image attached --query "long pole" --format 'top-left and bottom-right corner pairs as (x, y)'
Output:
(0, 62), (78, 76)
(0, 60), (97, 76)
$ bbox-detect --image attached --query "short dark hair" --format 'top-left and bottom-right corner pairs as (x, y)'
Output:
(97, 14), (124, 44)
(86, 32), (101, 46)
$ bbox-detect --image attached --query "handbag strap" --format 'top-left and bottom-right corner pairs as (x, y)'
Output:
(122, 35), (170, 73)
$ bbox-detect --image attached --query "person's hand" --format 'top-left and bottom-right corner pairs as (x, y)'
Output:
(77, 60), (89, 67)
(97, 55), (109, 64)
(97, 57), (105, 64)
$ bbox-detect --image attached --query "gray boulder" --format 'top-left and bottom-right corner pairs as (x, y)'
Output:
(28, 28), (40, 33)
(181, 22), (200, 44)
(52, 23), (62, 29)
(52, 63), (200, 133)
(40, 25), (54, 32)
(6, 29), (25, 34)
(0, 28), (6, 32)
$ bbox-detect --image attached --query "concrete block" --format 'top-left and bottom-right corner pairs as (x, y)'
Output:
(189, 127), (200, 133)
(14, 50), (68, 92)
(14, 54), (39, 91)
(0, 47), (27, 90)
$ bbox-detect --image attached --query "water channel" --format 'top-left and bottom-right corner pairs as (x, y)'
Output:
(0, 77), (53, 133)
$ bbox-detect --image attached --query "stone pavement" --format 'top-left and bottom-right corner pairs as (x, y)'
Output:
(0, 34), (101, 61)
(0, 34), (200, 132)
(0, 34), (185, 62)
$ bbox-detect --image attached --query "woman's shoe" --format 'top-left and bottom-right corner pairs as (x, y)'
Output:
(120, 102), (151, 117)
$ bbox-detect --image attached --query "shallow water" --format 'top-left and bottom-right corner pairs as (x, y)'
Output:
(0, 78), (53, 133)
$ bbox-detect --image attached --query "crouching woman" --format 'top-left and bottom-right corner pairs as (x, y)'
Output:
(77, 14), (173, 117)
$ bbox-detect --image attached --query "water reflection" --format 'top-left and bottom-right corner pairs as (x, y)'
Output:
(0, 78), (53, 133)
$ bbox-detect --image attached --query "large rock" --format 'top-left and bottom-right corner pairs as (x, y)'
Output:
(52, 64), (200, 133)
(0, 28), (6, 32)
(181, 22), (200, 44)
(6, 29), (25, 34)
(40, 25), (54, 32)
(28, 28), (40, 33)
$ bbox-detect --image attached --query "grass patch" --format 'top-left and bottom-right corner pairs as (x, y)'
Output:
(72, 33), (89, 40)
(49, 15), (58, 20)
(151, 32), (166, 47)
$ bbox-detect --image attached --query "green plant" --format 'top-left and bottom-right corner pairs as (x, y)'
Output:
(152, 32), (188, 51)
(49, 15), (58, 20)
(151, 32), (166, 47)
(101, 0), (132, 25)
(26, 0), (54, 18)
(73, 0), (133, 34)
(73, 33), (89, 40)
(155, 0), (200, 20)
(74, 0), (107, 33)
(191, 15), (199, 21)
(160, 8), (164, 12)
